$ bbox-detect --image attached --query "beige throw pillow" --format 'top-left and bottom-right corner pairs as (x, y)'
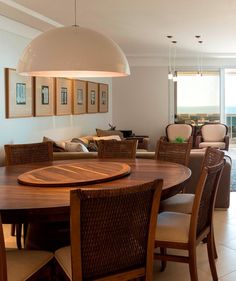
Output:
(96, 129), (124, 139)
(65, 142), (89, 152)
(93, 135), (121, 141)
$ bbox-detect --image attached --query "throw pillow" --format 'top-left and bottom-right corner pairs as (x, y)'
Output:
(71, 138), (88, 148)
(65, 142), (89, 152)
(43, 136), (65, 152)
(96, 128), (124, 139)
(93, 135), (121, 141)
(87, 141), (98, 152)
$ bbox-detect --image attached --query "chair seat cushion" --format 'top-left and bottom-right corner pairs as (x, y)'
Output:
(199, 142), (225, 149)
(55, 246), (72, 279)
(6, 250), (53, 281)
(160, 194), (194, 214)
(156, 212), (191, 243)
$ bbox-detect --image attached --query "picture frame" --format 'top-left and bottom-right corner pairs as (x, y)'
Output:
(72, 80), (87, 114)
(55, 78), (72, 115)
(99, 83), (109, 113)
(34, 77), (55, 116)
(5, 68), (33, 118)
(87, 81), (98, 113)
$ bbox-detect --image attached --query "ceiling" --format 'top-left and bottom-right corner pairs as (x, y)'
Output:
(1, 0), (236, 58)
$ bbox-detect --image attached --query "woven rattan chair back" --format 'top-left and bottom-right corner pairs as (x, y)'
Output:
(97, 139), (138, 159)
(201, 147), (224, 171)
(70, 179), (163, 281)
(0, 216), (7, 281)
(155, 138), (192, 166)
(4, 142), (53, 166)
(191, 160), (225, 239)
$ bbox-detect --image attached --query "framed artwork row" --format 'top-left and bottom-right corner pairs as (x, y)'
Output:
(5, 68), (109, 118)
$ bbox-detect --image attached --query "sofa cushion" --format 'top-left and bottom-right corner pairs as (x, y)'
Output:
(96, 128), (124, 139)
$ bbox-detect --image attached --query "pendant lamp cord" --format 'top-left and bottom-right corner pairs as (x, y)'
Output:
(74, 0), (77, 26)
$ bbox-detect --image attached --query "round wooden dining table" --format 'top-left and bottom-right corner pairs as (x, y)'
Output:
(0, 158), (191, 224)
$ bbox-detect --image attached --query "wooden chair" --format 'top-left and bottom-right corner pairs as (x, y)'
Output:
(155, 137), (192, 166)
(97, 139), (138, 159)
(55, 179), (163, 281)
(0, 215), (54, 281)
(4, 141), (53, 250)
(161, 147), (225, 213)
(4, 141), (53, 166)
(154, 160), (225, 281)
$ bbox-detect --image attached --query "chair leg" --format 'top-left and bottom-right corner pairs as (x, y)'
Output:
(160, 247), (167, 272)
(11, 224), (15, 236)
(16, 224), (22, 249)
(203, 233), (218, 259)
(207, 232), (218, 281)
(188, 248), (198, 281)
(213, 233), (218, 259)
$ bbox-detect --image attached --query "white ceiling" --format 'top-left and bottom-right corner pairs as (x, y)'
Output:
(1, 0), (236, 58)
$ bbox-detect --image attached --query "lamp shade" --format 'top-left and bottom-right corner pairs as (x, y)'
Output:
(17, 25), (130, 78)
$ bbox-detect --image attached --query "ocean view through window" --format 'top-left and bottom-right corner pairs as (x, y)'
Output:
(175, 71), (220, 125)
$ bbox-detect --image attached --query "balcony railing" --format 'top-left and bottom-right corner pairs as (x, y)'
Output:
(176, 113), (236, 142)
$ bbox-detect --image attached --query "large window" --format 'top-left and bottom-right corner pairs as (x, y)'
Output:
(175, 71), (220, 125)
(225, 69), (236, 140)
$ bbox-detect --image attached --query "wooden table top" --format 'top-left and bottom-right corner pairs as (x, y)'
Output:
(0, 158), (191, 223)
(18, 162), (131, 187)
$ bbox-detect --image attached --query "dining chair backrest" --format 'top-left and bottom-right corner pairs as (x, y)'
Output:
(190, 160), (225, 241)
(97, 139), (138, 159)
(200, 147), (224, 171)
(70, 179), (163, 281)
(4, 141), (53, 166)
(155, 138), (192, 166)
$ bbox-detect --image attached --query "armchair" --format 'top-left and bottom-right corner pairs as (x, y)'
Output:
(195, 123), (229, 150)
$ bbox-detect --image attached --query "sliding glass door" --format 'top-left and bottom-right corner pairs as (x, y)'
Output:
(175, 71), (220, 125)
(225, 69), (236, 142)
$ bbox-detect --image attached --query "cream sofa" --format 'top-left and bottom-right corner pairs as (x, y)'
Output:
(53, 149), (231, 209)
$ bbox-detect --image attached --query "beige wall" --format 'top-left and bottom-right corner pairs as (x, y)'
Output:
(112, 66), (169, 150)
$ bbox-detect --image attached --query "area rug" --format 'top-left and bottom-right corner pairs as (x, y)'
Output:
(231, 159), (236, 191)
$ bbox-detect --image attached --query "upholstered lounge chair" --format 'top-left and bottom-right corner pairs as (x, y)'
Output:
(195, 123), (229, 150)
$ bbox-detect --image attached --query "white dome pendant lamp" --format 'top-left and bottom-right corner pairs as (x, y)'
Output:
(17, 0), (130, 78)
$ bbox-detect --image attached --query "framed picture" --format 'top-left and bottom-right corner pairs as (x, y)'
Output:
(5, 68), (33, 118)
(55, 78), (72, 115)
(72, 80), (87, 114)
(99, 83), (109, 113)
(34, 77), (55, 116)
(87, 82), (98, 113)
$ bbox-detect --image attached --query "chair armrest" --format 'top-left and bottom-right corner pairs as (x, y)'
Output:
(160, 136), (168, 141)
(224, 135), (229, 151)
(195, 135), (202, 148)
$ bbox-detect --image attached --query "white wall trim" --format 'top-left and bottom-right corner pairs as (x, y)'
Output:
(0, 14), (40, 39)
